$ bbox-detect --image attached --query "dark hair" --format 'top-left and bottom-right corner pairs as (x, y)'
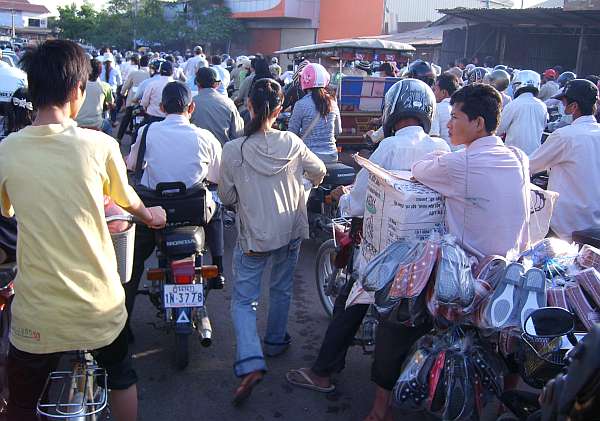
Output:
(450, 83), (502, 133)
(241, 78), (284, 163)
(460, 57), (469, 66)
(585, 75), (600, 87)
(164, 55), (174, 63)
(567, 96), (595, 116)
(310, 87), (334, 117)
(131, 55), (140, 66)
(104, 60), (113, 83)
(379, 62), (397, 77)
(437, 73), (460, 96)
(5, 88), (34, 135)
(287, 64), (293, 71)
(140, 55), (150, 67)
(249, 58), (274, 93)
(20, 40), (89, 108)
(211, 55), (222, 65)
(89, 59), (102, 81)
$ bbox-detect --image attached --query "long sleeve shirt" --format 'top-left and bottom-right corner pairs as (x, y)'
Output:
(127, 114), (221, 188)
(288, 95), (341, 158)
(529, 115), (600, 241)
(121, 68), (149, 107)
(412, 135), (530, 258)
(100, 66), (122, 92)
(430, 97), (453, 147)
(497, 92), (548, 156)
(338, 126), (450, 217)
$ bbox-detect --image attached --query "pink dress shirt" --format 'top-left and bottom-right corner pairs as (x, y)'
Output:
(412, 135), (530, 259)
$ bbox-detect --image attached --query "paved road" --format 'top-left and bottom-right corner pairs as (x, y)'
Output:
(129, 228), (375, 421)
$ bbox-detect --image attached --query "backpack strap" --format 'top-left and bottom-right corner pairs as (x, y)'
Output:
(133, 122), (153, 185)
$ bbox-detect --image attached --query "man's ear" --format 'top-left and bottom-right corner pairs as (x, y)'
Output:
(476, 116), (486, 131)
(188, 101), (196, 115)
(160, 103), (165, 114)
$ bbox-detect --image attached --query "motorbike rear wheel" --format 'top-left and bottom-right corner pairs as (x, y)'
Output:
(174, 332), (189, 370)
(315, 239), (346, 318)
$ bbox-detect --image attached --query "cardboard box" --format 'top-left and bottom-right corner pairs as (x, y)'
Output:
(354, 155), (445, 272)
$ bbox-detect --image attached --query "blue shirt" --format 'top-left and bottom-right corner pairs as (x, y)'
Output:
(100, 66), (123, 91)
(211, 65), (230, 96)
(288, 94), (341, 159)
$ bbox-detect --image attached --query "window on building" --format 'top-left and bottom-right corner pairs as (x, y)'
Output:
(28, 18), (41, 27)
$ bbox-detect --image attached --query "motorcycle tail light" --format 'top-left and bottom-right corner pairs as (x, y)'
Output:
(196, 265), (218, 279)
(171, 258), (195, 284)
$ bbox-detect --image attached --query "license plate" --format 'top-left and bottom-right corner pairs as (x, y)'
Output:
(134, 116), (144, 125)
(163, 284), (204, 308)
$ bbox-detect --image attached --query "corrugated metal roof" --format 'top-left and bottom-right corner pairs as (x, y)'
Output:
(439, 6), (600, 26)
(364, 22), (467, 46)
(386, 0), (513, 23)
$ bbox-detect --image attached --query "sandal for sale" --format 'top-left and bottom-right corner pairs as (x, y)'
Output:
(485, 263), (525, 329)
(519, 267), (548, 328)
(575, 268), (600, 308)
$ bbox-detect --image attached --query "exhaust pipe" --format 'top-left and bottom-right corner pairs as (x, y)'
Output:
(196, 307), (212, 347)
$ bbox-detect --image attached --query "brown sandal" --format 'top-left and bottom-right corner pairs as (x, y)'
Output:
(232, 371), (264, 407)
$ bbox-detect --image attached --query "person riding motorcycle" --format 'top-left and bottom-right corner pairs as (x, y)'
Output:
(285, 79), (449, 399)
(405, 60), (435, 87)
(557, 71), (576, 89)
(497, 70), (548, 155)
(288, 63), (341, 163)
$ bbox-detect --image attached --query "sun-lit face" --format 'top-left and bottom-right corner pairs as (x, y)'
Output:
(448, 102), (483, 147)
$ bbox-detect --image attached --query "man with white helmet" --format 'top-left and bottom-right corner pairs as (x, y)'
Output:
(286, 79), (449, 399)
(497, 70), (548, 155)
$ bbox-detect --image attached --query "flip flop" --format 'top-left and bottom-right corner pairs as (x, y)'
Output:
(232, 371), (264, 407)
(285, 369), (335, 393)
(519, 268), (548, 328)
(485, 262), (525, 328)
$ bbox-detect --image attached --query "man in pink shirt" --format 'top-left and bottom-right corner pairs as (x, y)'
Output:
(412, 83), (530, 259)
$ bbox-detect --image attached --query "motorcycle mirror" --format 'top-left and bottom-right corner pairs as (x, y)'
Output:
(524, 307), (575, 338)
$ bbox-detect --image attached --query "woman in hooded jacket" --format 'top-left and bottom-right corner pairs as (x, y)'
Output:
(218, 78), (326, 406)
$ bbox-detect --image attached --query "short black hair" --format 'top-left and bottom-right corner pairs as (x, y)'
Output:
(287, 64), (293, 71)
(20, 40), (89, 108)
(211, 55), (221, 65)
(460, 57), (469, 66)
(585, 75), (600, 87)
(450, 83), (502, 133)
(140, 55), (150, 67)
(567, 96), (596, 116)
(437, 73), (460, 96)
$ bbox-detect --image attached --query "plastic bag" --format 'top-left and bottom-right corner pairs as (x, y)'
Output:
(360, 240), (420, 292)
(392, 328), (505, 420)
(434, 235), (475, 308)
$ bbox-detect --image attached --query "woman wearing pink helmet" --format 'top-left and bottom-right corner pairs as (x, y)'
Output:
(288, 63), (341, 163)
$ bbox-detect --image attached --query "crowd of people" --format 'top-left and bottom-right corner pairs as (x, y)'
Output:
(0, 38), (599, 421)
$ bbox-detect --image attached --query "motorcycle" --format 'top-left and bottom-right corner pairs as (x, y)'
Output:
(138, 182), (222, 370)
(0, 263), (15, 415)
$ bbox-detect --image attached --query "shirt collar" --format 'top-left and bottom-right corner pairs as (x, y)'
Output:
(440, 97), (451, 104)
(519, 92), (534, 99)
(394, 125), (425, 138)
(24, 118), (77, 135)
(466, 135), (503, 150)
(572, 115), (597, 125)
(164, 114), (190, 124)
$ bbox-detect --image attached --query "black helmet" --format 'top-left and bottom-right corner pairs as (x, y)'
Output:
(382, 78), (436, 137)
(557, 71), (577, 88)
(406, 60), (435, 86)
(494, 64), (508, 72)
(552, 79), (599, 108)
(488, 69), (511, 92)
(149, 58), (165, 75)
(467, 67), (490, 85)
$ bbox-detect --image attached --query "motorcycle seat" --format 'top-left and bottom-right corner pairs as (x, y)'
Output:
(323, 162), (356, 186)
(572, 228), (600, 249)
(157, 226), (205, 257)
(0, 263), (16, 289)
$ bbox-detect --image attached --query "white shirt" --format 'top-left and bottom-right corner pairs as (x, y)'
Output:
(211, 65), (230, 96)
(140, 75), (174, 118)
(339, 126), (450, 217)
(134, 75), (155, 101)
(0, 66), (27, 103)
(119, 62), (133, 82)
(126, 114), (222, 189)
(184, 55), (208, 80)
(413, 136), (530, 258)
(430, 97), (452, 147)
(497, 92), (548, 156)
(529, 115), (600, 241)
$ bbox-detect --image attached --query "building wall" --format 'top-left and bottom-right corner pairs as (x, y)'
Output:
(0, 10), (47, 29)
(226, 0), (320, 23)
(245, 28), (282, 55)
(384, 0), (513, 32)
(279, 28), (317, 65)
(318, 0), (385, 41)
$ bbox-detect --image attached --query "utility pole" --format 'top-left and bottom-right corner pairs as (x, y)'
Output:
(11, 8), (16, 38)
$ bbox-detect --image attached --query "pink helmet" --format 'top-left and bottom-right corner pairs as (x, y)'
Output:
(300, 63), (331, 91)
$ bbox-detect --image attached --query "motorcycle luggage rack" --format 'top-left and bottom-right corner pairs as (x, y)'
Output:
(37, 363), (108, 418)
(331, 217), (352, 246)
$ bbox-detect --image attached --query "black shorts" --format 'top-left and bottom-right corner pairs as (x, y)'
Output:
(371, 320), (433, 391)
(7, 326), (137, 421)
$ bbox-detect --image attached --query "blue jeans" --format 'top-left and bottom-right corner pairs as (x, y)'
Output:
(101, 118), (113, 135)
(231, 238), (302, 377)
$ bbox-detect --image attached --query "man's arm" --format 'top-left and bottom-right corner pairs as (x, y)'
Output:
(529, 131), (568, 174)
(202, 132), (222, 184)
(121, 74), (134, 96)
(228, 105), (245, 140)
(126, 127), (145, 171)
(140, 83), (152, 109)
(496, 103), (513, 137)
(411, 151), (455, 197)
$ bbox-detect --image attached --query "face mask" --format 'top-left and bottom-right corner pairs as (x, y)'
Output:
(560, 102), (574, 124)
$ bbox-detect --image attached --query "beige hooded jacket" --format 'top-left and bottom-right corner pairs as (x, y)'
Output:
(218, 129), (326, 253)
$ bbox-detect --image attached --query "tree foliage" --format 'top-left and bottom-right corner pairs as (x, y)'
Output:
(52, 0), (243, 50)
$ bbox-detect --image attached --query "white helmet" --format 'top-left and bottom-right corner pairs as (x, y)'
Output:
(271, 57), (278, 64)
(512, 70), (541, 97)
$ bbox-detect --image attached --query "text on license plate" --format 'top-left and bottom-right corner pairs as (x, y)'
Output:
(163, 284), (204, 308)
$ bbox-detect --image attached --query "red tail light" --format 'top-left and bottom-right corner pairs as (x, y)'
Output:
(171, 258), (195, 285)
